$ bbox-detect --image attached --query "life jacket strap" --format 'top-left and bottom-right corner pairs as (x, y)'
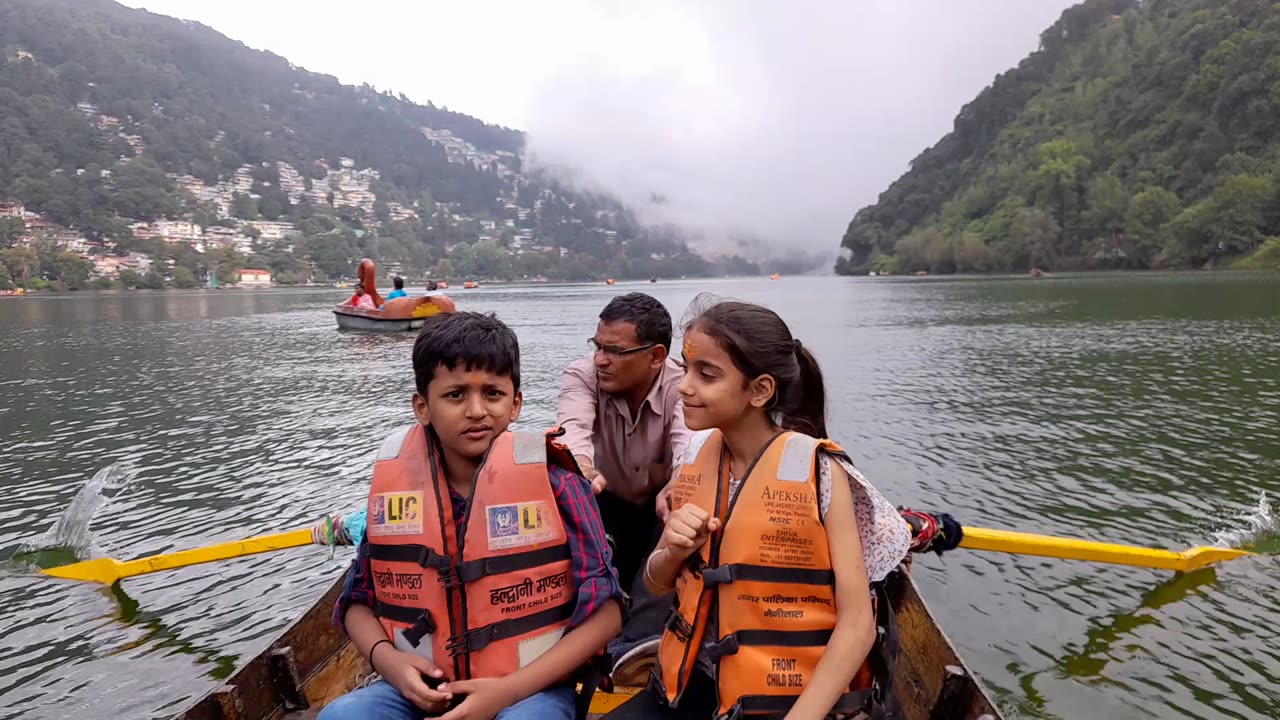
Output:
(452, 543), (572, 584)
(704, 628), (834, 662)
(724, 689), (874, 719)
(445, 599), (574, 656)
(368, 543), (454, 570)
(663, 607), (695, 643)
(374, 599), (437, 630)
(700, 563), (834, 588)
(402, 609), (439, 648)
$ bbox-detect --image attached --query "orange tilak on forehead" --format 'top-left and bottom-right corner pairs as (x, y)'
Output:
(682, 338), (697, 358)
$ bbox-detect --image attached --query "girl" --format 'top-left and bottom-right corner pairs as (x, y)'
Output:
(608, 298), (912, 720)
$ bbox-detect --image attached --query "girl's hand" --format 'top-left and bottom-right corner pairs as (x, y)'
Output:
(661, 503), (721, 561)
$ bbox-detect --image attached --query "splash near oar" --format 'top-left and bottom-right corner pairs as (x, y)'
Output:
(40, 528), (314, 585)
(958, 526), (1252, 572)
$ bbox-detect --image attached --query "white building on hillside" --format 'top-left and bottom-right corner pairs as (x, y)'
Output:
(237, 269), (272, 287)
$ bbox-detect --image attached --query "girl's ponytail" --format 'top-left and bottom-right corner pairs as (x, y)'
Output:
(780, 341), (827, 439)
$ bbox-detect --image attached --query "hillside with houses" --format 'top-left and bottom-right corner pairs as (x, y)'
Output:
(0, 0), (749, 291)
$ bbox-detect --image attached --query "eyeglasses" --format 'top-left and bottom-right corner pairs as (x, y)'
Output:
(588, 338), (656, 358)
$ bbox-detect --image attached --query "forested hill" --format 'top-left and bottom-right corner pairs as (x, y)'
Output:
(837, 0), (1280, 275)
(0, 0), (728, 287)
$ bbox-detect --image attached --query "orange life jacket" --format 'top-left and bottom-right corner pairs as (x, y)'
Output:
(655, 429), (882, 718)
(368, 424), (578, 681)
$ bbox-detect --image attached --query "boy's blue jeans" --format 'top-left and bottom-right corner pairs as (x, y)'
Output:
(317, 680), (575, 720)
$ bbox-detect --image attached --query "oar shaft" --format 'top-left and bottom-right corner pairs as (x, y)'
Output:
(114, 528), (314, 580)
(961, 526), (1189, 571)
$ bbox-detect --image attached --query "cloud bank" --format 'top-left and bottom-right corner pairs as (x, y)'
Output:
(523, 1), (1075, 261)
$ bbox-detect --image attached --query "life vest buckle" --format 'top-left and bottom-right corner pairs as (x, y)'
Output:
(663, 608), (694, 643)
(700, 564), (733, 587)
(436, 568), (462, 590)
(703, 633), (740, 662)
(417, 546), (453, 570)
(401, 609), (438, 648)
(445, 624), (494, 657)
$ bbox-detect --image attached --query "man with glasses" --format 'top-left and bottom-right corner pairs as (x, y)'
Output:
(557, 293), (691, 679)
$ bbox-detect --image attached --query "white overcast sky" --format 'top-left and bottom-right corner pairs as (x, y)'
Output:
(119, 0), (1077, 254)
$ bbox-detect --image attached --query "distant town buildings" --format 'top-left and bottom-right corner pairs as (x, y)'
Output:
(237, 268), (272, 287)
(2, 102), (627, 284)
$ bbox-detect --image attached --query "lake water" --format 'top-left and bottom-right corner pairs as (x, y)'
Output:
(1, 273), (1278, 719)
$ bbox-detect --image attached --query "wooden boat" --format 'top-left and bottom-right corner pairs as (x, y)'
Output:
(173, 568), (1002, 720)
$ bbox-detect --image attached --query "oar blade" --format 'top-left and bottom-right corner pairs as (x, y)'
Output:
(39, 557), (123, 585)
(961, 526), (1253, 571)
(1178, 546), (1253, 572)
(38, 528), (317, 585)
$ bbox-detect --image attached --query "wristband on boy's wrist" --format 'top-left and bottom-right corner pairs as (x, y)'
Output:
(368, 635), (391, 666)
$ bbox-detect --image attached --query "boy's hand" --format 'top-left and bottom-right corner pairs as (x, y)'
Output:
(375, 647), (453, 712)
(437, 677), (515, 720)
(662, 503), (720, 561)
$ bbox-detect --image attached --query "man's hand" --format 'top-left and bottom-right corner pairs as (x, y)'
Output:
(373, 646), (452, 712)
(437, 677), (516, 720)
(656, 481), (674, 523)
(576, 456), (608, 495)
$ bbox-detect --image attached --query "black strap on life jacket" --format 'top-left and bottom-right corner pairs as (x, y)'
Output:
(725, 689), (875, 719)
(699, 562), (833, 587)
(444, 599), (574, 656)
(447, 542), (571, 585)
(703, 628), (834, 662)
(372, 601), (439, 649)
(367, 543), (454, 570)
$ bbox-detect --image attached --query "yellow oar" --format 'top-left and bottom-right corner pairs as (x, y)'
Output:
(39, 521), (1254, 586)
(961, 526), (1252, 572)
(40, 528), (314, 585)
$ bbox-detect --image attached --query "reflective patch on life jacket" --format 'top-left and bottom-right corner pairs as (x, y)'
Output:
(776, 434), (820, 483)
(368, 491), (424, 536)
(512, 431), (547, 465)
(485, 500), (555, 550)
(376, 425), (415, 461)
(392, 625), (437, 663)
(516, 627), (565, 668)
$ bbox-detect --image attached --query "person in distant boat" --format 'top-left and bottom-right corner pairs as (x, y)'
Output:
(385, 276), (408, 301)
(345, 284), (377, 310)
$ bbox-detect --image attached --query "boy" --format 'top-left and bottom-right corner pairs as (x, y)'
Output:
(321, 312), (623, 720)
(386, 276), (408, 300)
